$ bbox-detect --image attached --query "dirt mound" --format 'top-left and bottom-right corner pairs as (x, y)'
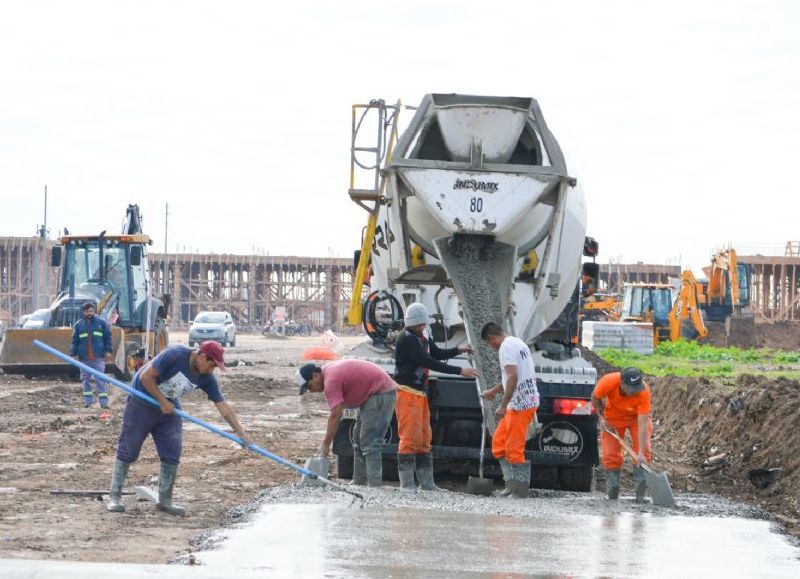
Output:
(651, 374), (800, 534)
(758, 322), (800, 351)
(704, 320), (800, 350)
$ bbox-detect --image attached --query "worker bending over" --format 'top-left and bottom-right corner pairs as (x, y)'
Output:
(107, 341), (250, 515)
(298, 359), (397, 487)
(480, 322), (539, 498)
(591, 367), (652, 502)
(394, 303), (478, 491)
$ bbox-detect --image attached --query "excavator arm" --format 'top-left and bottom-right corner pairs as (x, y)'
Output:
(669, 271), (708, 342)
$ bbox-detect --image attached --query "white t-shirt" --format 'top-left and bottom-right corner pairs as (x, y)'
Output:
(499, 335), (539, 411)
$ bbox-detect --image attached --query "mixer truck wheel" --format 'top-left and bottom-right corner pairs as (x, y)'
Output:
(153, 318), (169, 354)
(336, 454), (354, 480)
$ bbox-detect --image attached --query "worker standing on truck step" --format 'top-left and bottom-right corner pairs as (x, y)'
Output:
(106, 341), (251, 516)
(297, 359), (397, 487)
(480, 322), (539, 498)
(394, 303), (478, 491)
(591, 367), (652, 502)
(70, 302), (113, 409)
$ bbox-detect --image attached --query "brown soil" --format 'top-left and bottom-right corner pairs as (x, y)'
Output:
(705, 320), (800, 350)
(0, 333), (348, 563)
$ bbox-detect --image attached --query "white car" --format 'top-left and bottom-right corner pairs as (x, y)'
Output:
(189, 311), (236, 347)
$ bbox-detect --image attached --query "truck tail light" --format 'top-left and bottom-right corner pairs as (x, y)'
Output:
(553, 398), (593, 415)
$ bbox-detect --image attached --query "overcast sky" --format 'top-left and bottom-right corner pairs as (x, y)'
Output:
(1, 0), (797, 275)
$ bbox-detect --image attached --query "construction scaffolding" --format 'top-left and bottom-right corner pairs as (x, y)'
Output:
(599, 263), (682, 292)
(0, 237), (59, 326)
(738, 253), (800, 323)
(149, 253), (355, 331)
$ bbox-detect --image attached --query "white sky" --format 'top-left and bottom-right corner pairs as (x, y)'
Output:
(1, 0), (798, 275)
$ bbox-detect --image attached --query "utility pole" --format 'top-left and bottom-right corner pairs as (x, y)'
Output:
(163, 203), (169, 294)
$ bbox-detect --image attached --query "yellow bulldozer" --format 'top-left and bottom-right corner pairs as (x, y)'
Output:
(0, 205), (169, 379)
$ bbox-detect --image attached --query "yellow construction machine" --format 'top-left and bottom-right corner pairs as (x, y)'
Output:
(0, 205), (169, 379)
(619, 270), (708, 346)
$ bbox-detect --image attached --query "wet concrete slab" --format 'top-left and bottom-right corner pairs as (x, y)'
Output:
(196, 503), (800, 577)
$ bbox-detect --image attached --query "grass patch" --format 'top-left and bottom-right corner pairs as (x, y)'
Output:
(596, 341), (800, 378)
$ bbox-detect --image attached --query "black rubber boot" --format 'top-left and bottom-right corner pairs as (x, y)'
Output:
(106, 459), (130, 513)
(416, 453), (444, 491)
(494, 458), (512, 497)
(351, 450), (367, 486)
(398, 454), (416, 491)
(156, 462), (186, 516)
(365, 452), (384, 488)
(509, 461), (531, 498)
(606, 469), (621, 500)
(633, 466), (648, 503)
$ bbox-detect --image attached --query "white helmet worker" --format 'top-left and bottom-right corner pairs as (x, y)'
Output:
(404, 303), (430, 327)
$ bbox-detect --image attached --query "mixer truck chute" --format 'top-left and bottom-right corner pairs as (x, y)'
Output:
(337, 94), (599, 491)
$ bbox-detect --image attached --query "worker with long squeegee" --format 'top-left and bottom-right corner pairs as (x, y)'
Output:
(33, 340), (364, 510)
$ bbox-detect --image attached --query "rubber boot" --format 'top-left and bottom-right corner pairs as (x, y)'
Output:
(606, 469), (621, 500)
(156, 463), (186, 516)
(633, 466), (648, 503)
(508, 461), (531, 499)
(350, 451), (367, 486)
(398, 454), (416, 491)
(106, 459), (130, 513)
(416, 453), (444, 491)
(494, 458), (512, 497)
(364, 452), (384, 488)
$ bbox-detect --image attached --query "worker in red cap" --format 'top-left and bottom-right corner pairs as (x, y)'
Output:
(591, 366), (652, 502)
(106, 340), (250, 516)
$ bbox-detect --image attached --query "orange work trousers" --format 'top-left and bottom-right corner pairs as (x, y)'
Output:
(492, 408), (536, 464)
(601, 416), (653, 470)
(396, 389), (432, 455)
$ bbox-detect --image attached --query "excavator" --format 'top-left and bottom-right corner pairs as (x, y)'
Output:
(619, 270), (708, 346)
(0, 205), (169, 379)
(699, 247), (755, 345)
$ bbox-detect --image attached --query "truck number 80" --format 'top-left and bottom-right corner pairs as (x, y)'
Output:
(469, 197), (483, 213)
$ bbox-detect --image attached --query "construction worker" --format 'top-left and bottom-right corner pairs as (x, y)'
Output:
(394, 303), (478, 491)
(106, 341), (251, 515)
(480, 322), (539, 498)
(591, 366), (652, 502)
(297, 359), (397, 487)
(69, 302), (112, 408)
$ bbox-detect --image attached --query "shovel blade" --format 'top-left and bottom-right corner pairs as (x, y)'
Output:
(302, 457), (330, 487)
(645, 469), (676, 507)
(466, 476), (495, 496)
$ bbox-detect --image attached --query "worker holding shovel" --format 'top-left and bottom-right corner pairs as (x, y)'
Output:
(591, 367), (652, 502)
(106, 341), (251, 516)
(394, 303), (478, 491)
(297, 359), (397, 487)
(480, 322), (539, 498)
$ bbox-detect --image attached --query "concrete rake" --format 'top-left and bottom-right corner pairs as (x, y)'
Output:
(33, 340), (365, 505)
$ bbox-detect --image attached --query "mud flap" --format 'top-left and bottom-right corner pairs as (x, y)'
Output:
(434, 234), (518, 435)
(0, 327), (126, 378)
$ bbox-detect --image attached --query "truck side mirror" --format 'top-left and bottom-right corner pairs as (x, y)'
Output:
(51, 246), (62, 267)
(130, 245), (142, 266)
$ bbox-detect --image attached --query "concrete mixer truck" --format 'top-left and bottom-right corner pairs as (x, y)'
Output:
(334, 94), (599, 491)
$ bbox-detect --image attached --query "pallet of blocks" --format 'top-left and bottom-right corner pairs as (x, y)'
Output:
(581, 321), (654, 354)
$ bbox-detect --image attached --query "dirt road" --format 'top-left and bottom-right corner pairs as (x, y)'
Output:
(1, 333), (798, 564)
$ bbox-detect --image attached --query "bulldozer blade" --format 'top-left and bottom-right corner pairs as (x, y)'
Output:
(434, 235), (517, 435)
(0, 327), (127, 378)
(645, 467), (676, 507)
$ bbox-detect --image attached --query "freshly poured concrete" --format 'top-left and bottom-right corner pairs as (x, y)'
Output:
(3, 486), (800, 577)
(196, 503), (800, 577)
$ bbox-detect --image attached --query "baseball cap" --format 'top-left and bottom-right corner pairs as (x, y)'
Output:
(295, 363), (321, 395)
(621, 366), (644, 392)
(199, 341), (226, 370)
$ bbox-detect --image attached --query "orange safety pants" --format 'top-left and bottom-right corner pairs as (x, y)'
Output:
(492, 408), (536, 464)
(601, 416), (653, 470)
(396, 389), (432, 455)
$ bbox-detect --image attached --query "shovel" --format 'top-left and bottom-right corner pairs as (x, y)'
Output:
(600, 421), (676, 507)
(466, 354), (494, 496)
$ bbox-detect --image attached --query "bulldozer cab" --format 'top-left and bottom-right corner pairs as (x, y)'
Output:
(621, 284), (673, 327)
(55, 234), (152, 328)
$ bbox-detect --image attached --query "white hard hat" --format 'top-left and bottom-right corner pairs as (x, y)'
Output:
(404, 303), (430, 327)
